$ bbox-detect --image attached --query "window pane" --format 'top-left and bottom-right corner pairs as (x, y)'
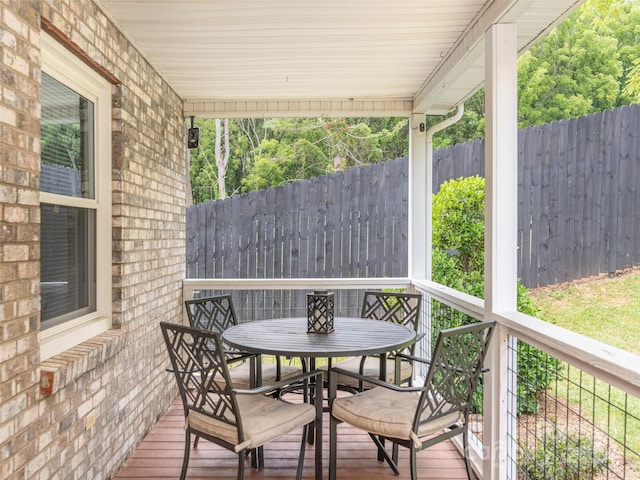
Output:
(40, 204), (96, 328)
(40, 72), (95, 199)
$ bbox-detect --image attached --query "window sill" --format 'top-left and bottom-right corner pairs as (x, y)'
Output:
(39, 328), (127, 396)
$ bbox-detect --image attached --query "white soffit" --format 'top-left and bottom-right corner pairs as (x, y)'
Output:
(96, 0), (583, 117)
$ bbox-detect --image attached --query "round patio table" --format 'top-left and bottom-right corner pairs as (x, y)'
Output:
(223, 316), (417, 476)
(222, 316), (416, 360)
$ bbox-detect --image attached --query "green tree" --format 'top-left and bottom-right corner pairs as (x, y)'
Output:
(358, 117), (409, 160)
(189, 118), (267, 203)
(432, 176), (560, 414)
(600, 0), (640, 104)
(258, 117), (405, 171)
(517, 0), (640, 126)
(241, 137), (329, 191)
(190, 116), (409, 201)
(518, 12), (622, 127)
(431, 91), (486, 149)
(624, 58), (640, 101)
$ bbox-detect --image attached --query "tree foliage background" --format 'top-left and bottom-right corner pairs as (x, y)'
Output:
(188, 0), (640, 204)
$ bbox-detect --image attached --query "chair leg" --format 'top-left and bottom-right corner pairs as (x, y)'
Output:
(410, 446), (418, 480)
(250, 446), (264, 470)
(463, 428), (474, 480)
(180, 431), (192, 480)
(193, 436), (199, 448)
(305, 374), (315, 445)
(368, 434), (400, 475)
(329, 415), (339, 480)
(312, 378), (323, 480)
(377, 437), (385, 462)
(296, 425), (308, 480)
(237, 452), (245, 480)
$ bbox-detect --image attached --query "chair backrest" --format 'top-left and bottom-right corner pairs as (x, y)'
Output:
(360, 291), (422, 332)
(160, 322), (242, 433)
(416, 321), (496, 427)
(185, 294), (238, 333)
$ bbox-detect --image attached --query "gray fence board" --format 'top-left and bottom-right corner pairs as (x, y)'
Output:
(273, 186), (284, 277)
(619, 106), (635, 269)
(568, 116), (579, 283)
(299, 179), (311, 277)
(586, 113), (603, 277)
(233, 194), (243, 277)
(280, 187), (290, 278)
(530, 125), (544, 286)
(290, 181), (299, 277)
(630, 106), (640, 266)
(518, 127), (533, 286)
(327, 170), (340, 277)
(552, 120), (567, 285)
(367, 163), (380, 277)
(602, 110), (616, 275)
(351, 168), (363, 277)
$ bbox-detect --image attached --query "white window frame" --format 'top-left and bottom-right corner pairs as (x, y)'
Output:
(40, 33), (112, 360)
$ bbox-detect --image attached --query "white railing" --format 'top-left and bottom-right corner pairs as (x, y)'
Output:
(411, 279), (640, 399)
(183, 277), (413, 323)
(412, 278), (640, 480)
(183, 277), (412, 301)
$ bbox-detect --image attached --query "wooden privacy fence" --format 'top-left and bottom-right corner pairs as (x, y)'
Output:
(519, 104), (640, 287)
(186, 157), (408, 280)
(186, 103), (640, 289)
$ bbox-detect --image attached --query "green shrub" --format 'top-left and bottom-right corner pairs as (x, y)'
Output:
(517, 425), (609, 479)
(432, 176), (560, 414)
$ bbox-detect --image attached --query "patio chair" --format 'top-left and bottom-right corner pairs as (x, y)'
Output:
(160, 322), (323, 480)
(329, 320), (496, 480)
(185, 294), (302, 390)
(325, 291), (422, 390)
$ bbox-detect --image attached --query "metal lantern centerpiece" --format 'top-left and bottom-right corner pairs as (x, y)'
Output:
(307, 290), (335, 333)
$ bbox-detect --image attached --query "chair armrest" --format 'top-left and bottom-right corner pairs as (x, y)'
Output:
(225, 350), (255, 365)
(165, 365), (215, 375)
(357, 332), (423, 366)
(357, 333), (424, 372)
(330, 366), (423, 393)
(394, 353), (490, 374)
(233, 369), (323, 396)
(394, 352), (432, 365)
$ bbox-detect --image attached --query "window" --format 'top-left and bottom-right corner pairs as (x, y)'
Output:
(40, 34), (112, 359)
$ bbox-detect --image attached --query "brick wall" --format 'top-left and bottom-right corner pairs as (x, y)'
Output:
(1, 1), (185, 479)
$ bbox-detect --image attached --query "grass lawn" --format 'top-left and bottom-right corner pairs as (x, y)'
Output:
(531, 268), (640, 354)
(529, 269), (640, 474)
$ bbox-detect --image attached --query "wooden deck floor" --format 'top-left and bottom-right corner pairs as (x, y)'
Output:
(115, 397), (472, 480)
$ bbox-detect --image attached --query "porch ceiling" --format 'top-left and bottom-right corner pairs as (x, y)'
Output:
(96, 0), (582, 117)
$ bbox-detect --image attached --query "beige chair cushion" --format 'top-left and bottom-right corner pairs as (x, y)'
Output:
(331, 387), (460, 446)
(321, 356), (413, 388)
(227, 361), (301, 390)
(188, 393), (316, 452)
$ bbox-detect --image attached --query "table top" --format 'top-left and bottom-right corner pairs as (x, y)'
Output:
(222, 316), (416, 358)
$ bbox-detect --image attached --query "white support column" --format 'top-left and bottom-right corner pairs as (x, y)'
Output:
(483, 23), (518, 480)
(408, 113), (428, 280)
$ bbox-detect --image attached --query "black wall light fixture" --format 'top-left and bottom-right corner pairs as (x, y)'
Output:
(187, 116), (199, 149)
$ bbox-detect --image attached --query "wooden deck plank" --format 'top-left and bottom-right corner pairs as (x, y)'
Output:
(115, 397), (472, 480)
